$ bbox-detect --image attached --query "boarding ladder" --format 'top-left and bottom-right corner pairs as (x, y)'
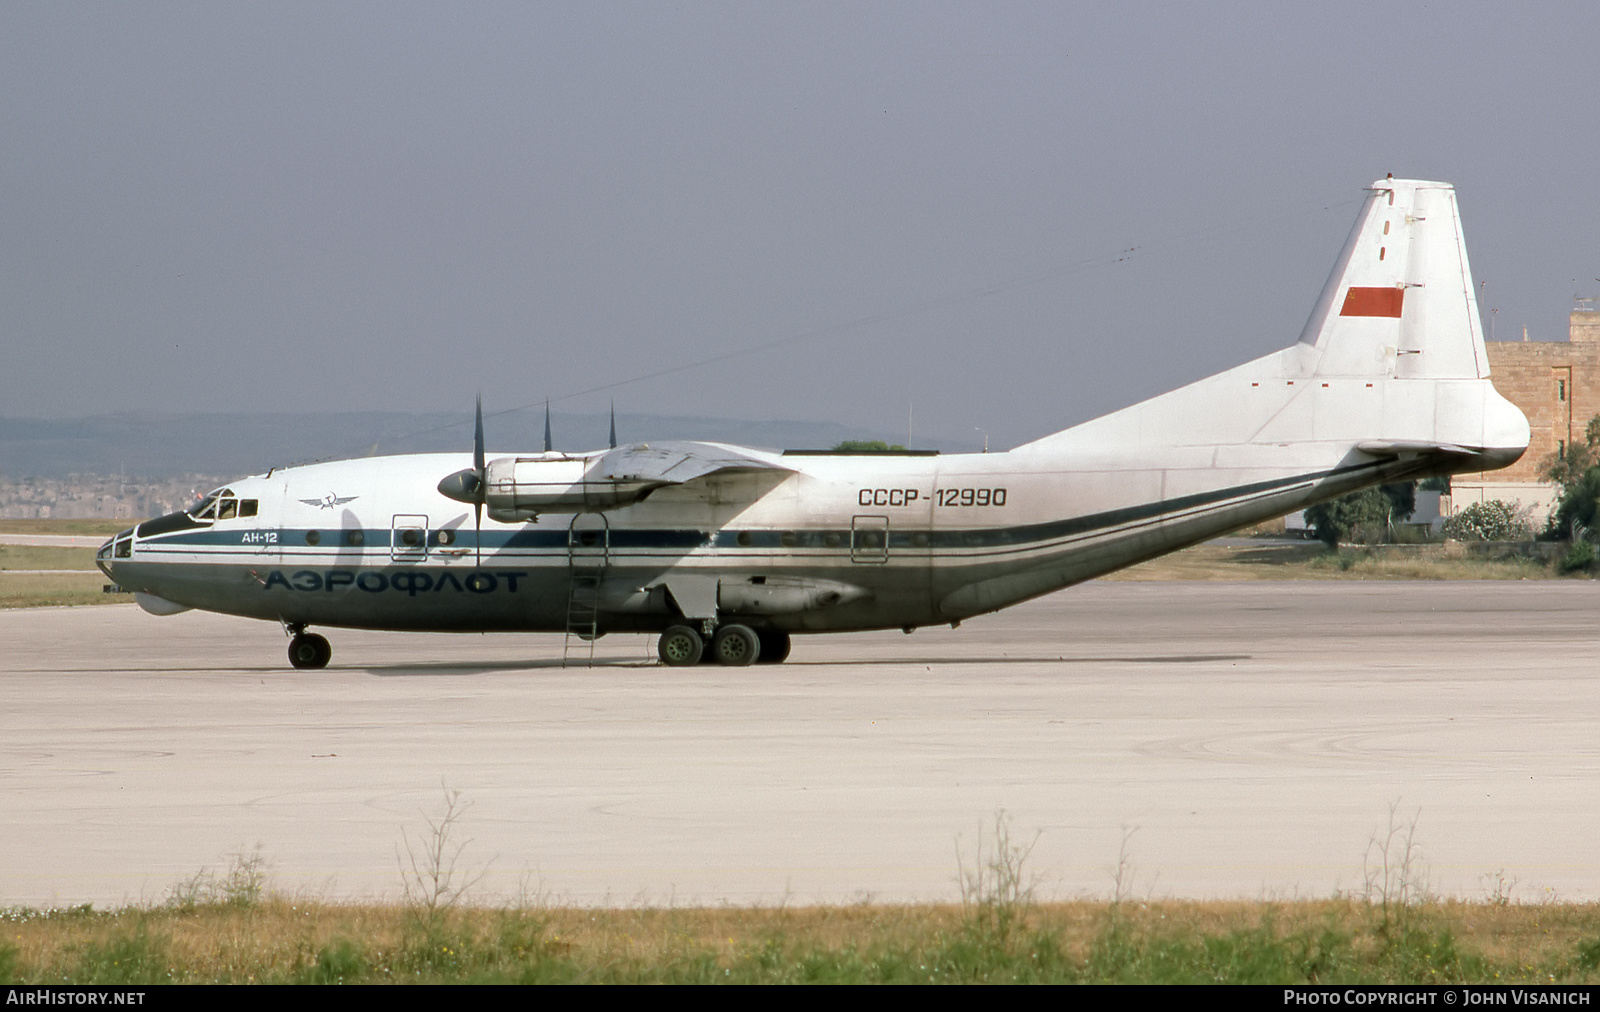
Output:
(563, 515), (609, 667)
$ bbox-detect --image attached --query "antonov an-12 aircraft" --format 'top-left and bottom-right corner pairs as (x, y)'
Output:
(99, 178), (1529, 669)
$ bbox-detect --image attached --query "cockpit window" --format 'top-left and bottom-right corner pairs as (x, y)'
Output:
(189, 491), (221, 520)
(189, 488), (246, 523)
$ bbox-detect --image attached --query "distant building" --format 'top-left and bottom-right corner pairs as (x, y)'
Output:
(1452, 304), (1600, 524)
(0, 475), (221, 521)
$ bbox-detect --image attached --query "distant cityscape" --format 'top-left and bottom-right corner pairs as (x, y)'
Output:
(0, 474), (226, 520)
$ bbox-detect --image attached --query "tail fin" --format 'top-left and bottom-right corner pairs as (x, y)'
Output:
(1015, 177), (1526, 460)
(1300, 177), (1488, 380)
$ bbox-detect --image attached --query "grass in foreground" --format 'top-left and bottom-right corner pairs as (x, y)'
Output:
(0, 572), (128, 609)
(0, 543), (128, 608)
(6, 896), (1600, 984)
(0, 545), (101, 570)
(0, 543), (126, 608)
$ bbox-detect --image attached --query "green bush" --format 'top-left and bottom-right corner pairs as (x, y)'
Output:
(1440, 500), (1533, 542)
(304, 939), (366, 984)
(1541, 414), (1600, 543)
(1305, 483), (1416, 548)
(1559, 539), (1596, 574)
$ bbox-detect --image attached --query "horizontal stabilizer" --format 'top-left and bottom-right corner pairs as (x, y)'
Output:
(1356, 440), (1476, 457)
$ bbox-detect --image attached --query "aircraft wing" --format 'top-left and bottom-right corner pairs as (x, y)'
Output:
(472, 440), (794, 520)
(589, 441), (795, 485)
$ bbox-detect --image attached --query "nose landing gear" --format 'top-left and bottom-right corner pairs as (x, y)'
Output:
(283, 623), (332, 669)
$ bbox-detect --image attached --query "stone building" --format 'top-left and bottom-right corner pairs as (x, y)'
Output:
(1452, 305), (1600, 523)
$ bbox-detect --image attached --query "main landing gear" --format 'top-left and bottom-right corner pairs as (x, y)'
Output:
(284, 623), (332, 669)
(657, 624), (791, 667)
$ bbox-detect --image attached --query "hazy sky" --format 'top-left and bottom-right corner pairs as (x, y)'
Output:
(4, 2), (1597, 449)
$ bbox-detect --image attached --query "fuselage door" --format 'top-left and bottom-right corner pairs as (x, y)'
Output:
(391, 514), (429, 562)
(851, 515), (889, 564)
(568, 513), (610, 567)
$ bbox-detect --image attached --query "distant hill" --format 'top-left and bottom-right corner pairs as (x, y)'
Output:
(0, 411), (970, 480)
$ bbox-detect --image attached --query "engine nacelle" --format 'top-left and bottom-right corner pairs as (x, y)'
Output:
(482, 456), (656, 521)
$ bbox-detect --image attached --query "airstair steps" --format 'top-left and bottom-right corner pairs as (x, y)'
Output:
(562, 567), (602, 667)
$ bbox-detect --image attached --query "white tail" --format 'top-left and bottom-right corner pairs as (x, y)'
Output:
(1019, 177), (1527, 462)
(1301, 178), (1489, 381)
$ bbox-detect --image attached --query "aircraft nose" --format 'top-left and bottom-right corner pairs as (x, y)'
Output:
(96, 527), (136, 580)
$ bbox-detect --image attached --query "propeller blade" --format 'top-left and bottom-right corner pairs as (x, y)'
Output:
(436, 397), (490, 563)
(474, 395), (485, 476)
(438, 397), (488, 505)
(543, 399), (553, 453)
(474, 396), (486, 566)
(609, 401), (617, 449)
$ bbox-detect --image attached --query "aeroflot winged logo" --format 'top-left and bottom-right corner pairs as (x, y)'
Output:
(299, 492), (359, 509)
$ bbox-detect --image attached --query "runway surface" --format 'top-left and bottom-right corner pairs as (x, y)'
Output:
(3, 580), (1598, 909)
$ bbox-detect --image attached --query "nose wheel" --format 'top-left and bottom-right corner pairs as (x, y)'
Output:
(288, 632), (332, 669)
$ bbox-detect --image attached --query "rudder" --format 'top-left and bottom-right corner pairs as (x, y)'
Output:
(1299, 178), (1489, 381)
